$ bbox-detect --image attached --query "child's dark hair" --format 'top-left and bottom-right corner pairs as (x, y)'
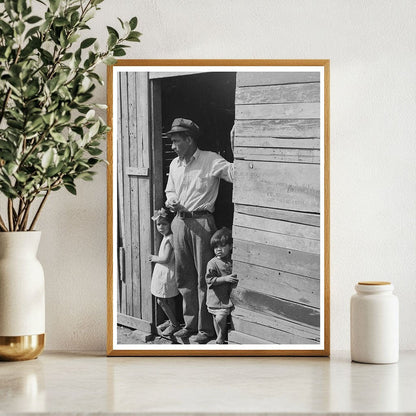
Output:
(210, 227), (233, 249)
(151, 206), (175, 223)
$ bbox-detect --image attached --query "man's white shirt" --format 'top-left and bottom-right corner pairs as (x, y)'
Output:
(165, 148), (234, 213)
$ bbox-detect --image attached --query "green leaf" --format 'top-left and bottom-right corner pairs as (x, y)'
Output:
(0, 20), (13, 35)
(88, 120), (100, 138)
(78, 171), (95, 181)
(70, 11), (80, 26)
(113, 47), (126, 57)
(117, 17), (125, 29)
(45, 165), (62, 177)
(80, 37), (96, 49)
(103, 56), (117, 65)
(25, 25), (40, 39)
(25, 117), (44, 133)
(87, 147), (102, 156)
(14, 171), (28, 183)
(85, 109), (95, 120)
(42, 112), (55, 125)
(41, 148), (54, 169)
(50, 131), (67, 143)
(107, 33), (117, 49)
(17, 0), (26, 14)
(49, 0), (60, 13)
(126, 32), (141, 42)
(26, 15), (42, 24)
(54, 17), (69, 27)
(129, 17), (138, 30)
(5, 162), (18, 176)
(16, 21), (25, 35)
(106, 26), (119, 38)
(68, 33), (80, 44)
(64, 183), (77, 195)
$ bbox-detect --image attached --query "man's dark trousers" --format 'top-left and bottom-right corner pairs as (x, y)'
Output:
(171, 214), (216, 336)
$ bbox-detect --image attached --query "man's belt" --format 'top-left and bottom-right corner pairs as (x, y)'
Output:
(177, 210), (212, 219)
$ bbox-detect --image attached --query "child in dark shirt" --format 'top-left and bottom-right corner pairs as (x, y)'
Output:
(205, 227), (238, 344)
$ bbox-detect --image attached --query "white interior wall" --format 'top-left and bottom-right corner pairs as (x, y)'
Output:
(36, 0), (416, 351)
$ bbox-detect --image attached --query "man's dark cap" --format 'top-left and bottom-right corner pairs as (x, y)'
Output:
(166, 118), (200, 137)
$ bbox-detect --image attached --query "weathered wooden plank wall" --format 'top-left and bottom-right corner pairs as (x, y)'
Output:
(230, 71), (321, 344)
(117, 72), (153, 333)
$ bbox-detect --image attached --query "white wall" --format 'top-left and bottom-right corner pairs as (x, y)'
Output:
(38, 0), (416, 351)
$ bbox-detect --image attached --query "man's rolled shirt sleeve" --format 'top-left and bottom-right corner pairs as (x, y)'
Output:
(165, 163), (178, 202)
(211, 155), (234, 183)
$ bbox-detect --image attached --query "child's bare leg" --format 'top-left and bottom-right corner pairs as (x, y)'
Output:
(212, 315), (220, 337)
(215, 314), (228, 344)
(157, 298), (179, 327)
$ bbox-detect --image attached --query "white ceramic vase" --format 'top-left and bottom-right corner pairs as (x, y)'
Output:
(0, 231), (45, 360)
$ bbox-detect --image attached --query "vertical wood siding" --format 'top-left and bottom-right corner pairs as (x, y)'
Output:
(117, 72), (153, 333)
(230, 72), (321, 344)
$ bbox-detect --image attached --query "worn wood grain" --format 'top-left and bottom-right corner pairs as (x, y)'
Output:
(237, 72), (320, 87)
(233, 239), (320, 279)
(235, 136), (320, 149)
(139, 178), (153, 322)
(232, 260), (320, 308)
(234, 225), (320, 254)
(234, 147), (320, 164)
(117, 73), (126, 315)
(235, 83), (320, 104)
(130, 176), (141, 318)
(235, 119), (320, 138)
(232, 307), (320, 344)
(136, 72), (153, 324)
(236, 103), (319, 120)
(233, 160), (320, 213)
(120, 72), (131, 316)
(151, 81), (164, 253)
(231, 286), (320, 328)
(235, 204), (320, 227)
(118, 313), (152, 333)
(233, 212), (320, 239)
(128, 73), (141, 319)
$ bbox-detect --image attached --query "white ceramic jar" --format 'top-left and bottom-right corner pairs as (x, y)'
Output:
(350, 281), (399, 364)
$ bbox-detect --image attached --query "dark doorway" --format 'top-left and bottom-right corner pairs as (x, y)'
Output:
(160, 72), (236, 229)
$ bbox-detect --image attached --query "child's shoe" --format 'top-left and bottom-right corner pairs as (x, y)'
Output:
(162, 324), (180, 337)
(157, 320), (170, 331)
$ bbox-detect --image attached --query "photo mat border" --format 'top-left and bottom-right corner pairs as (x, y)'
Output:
(107, 59), (330, 356)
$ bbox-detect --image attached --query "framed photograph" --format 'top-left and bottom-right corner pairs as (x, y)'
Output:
(107, 60), (330, 356)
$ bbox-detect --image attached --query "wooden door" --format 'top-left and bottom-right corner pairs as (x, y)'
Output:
(117, 72), (153, 333)
(230, 72), (321, 344)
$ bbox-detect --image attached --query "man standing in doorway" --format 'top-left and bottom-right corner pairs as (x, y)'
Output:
(165, 118), (234, 344)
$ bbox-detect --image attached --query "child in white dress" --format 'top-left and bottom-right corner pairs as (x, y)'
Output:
(149, 208), (180, 336)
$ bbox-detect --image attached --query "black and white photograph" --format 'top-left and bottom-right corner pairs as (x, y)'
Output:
(107, 61), (330, 355)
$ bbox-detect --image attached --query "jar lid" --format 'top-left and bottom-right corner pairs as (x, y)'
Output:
(358, 281), (391, 285)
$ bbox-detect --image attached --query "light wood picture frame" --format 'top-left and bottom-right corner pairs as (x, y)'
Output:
(107, 60), (330, 356)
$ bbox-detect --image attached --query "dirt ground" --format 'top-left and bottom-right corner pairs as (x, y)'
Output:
(117, 324), (175, 345)
(117, 324), (220, 345)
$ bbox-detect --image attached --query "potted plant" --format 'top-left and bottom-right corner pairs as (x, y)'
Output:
(0, 0), (140, 360)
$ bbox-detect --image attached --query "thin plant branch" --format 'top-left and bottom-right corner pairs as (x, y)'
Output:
(20, 200), (33, 231)
(7, 199), (14, 232)
(29, 189), (50, 231)
(0, 214), (8, 232)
